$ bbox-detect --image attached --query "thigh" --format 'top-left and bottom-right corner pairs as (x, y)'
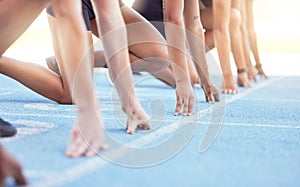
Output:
(0, 0), (48, 56)
(121, 5), (167, 59)
(200, 7), (213, 30)
(132, 0), (165, 37)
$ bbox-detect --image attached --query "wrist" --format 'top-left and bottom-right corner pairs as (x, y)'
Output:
(176, 78), (191, 85)
(237, 68), (248, 74)
(255, 63), (262, 70)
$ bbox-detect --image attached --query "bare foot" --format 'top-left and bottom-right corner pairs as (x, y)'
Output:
(201, 81), (220, 103)
(0, 144), (27, 186)
(65, 106), (106, 158)
(237, 72), (251, 88)
(222, 75), (239, 94)
(124, 100), (151, 134)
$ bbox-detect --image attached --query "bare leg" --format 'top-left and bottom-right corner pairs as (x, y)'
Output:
(0, 15), (96, 104)
(47, 5), (177, 88)
(0, 57), (71, 104)
(95, 5), (177, 87)
(0, 0), (48, 56)
(0, 0), (104, 158)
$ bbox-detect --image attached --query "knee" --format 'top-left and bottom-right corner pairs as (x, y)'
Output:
(164, 11), (182, 26)
(149, 47), (170, 71)
(133, 44), (170, 73)
(229, 8), (242, 33)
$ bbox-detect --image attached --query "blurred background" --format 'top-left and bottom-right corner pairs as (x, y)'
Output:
(4, 0), (300, 76)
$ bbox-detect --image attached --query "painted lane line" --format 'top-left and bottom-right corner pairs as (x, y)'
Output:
(240, 98), (300, 103)
(0, 112), (75, 119)
(33, 77), (283, 186)
(198, 121), (300, 130)
(2, 120), (56, 143)
(0, 92), (14, 96)
(129, 77), (283, 147)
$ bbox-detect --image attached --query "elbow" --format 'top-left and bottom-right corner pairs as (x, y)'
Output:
(164, 12), (183, 26)
(229, 8), (242, 33)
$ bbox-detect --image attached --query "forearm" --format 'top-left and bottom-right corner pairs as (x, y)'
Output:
(240, 1), (253, 68)
(94, 0), (136, 109)
(213, 0), (233, 77)
(214, 28), (232, 77)
(240, 24), (253, 68)
(51, 1), (96, 110)
(164, 12), (190, 84)
(248, 29), (261, 66)
(246, 0), (261, 66)
(186, 25), (210, 84)
(230, 27), (247, 70)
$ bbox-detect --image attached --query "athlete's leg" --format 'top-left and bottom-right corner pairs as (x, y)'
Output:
(0, 0), (45, 184)
(0, 0), (48, 56)
(90, 5), (177, 87)
(0, 1), (71, 104)
(0, 56), (72, 103)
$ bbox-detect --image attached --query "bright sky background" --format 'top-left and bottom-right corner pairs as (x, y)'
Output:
(251, 0), (300, 53)
(4, 0), (300, 76)
(11, 0), (300, 54)
(123, 0), (300, 53)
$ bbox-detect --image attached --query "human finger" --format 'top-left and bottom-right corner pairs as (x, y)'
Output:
(182, 97), (189, 116)
(174, 97), (183, 116)
(188, 96), (194, 116)
(13, 165), (28, 186)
